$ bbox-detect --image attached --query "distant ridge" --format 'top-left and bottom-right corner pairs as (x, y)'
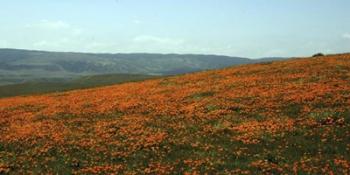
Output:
(0, 48), (286, 85)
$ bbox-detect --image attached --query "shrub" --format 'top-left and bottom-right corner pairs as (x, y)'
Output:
(312, 53), (324, 57)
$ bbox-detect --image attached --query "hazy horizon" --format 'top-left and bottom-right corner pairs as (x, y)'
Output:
(1, 0), (350, 58)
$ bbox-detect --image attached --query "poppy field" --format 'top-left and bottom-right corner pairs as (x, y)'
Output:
(0, 54), (350, 174)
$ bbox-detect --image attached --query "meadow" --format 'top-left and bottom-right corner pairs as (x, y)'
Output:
(0, 54), (349, 174)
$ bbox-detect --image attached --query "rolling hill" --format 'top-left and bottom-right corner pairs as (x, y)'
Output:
(0, 54), (349, 174)
(0, 48), (284, 85)
(0, 73), (158, 98)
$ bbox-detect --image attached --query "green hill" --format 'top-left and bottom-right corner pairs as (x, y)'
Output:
(0, 73), (157, 98)
(0, 48), (285, 85)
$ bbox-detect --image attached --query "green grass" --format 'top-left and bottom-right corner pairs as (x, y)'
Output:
(0, 73), (158, 98)
(188, 91), (215, 100)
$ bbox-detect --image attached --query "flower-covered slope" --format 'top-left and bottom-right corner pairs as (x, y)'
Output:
(0, 54), (350, 174)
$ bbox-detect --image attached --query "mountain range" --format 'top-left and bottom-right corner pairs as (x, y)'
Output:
(0, 48), (285, 85)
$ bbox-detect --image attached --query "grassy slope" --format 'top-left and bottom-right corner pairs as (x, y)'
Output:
(0, 74), (157, 98)
(0, 54), (350, 174)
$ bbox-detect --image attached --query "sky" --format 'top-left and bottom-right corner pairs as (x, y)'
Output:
(0, 0), (350, 58)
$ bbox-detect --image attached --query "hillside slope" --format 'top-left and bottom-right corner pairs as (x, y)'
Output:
(0, 54), (349, 174)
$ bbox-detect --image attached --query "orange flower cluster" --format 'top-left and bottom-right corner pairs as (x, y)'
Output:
(0, 53), (350, 174)
(334, 158), (350, 174)
(76, 164), (124, 174)
(230, 118), (294, 144)
(0, 163), (11, 174)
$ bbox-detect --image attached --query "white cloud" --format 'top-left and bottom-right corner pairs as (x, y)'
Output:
(133, 35), (185, 46)
(18, 20), (127, 53)
(33, 40), (50, 47)
(33, 38), (72, 48)
(343, 33), (350, 39)
(132, 19), (142, 24)
(26, 20), (71, 30)
(263, 49), (287, 57)
(83, 41), (121, 51)
(0, 40), (9, 48)
(25, 20), (84, 39)
(20, 20), (89, 51)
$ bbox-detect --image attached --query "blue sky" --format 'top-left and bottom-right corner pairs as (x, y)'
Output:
(0, 0), (349, 58)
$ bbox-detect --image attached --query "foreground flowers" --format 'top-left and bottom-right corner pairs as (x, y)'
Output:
(0, 54), (349, 174)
